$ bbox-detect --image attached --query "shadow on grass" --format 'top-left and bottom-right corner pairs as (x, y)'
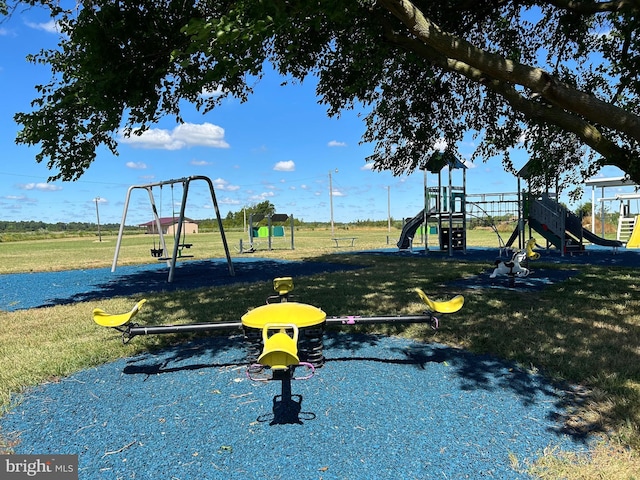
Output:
(2, 259), (363, 311)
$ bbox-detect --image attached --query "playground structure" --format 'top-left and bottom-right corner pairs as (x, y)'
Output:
(585, 176), (640, 248)
(397, 151), (468, 254)
(111, 176), (235, 282)
(94, 277), (464, 401)
(398, 154), (637, 255)
(240, 213), (295, 253)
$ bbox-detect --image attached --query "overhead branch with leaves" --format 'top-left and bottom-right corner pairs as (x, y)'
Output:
(7, 0), (640, 194)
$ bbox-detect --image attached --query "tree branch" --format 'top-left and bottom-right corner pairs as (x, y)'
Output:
(540, 0), (640, 14)
(382, 29), (640, 182)
(377, 0), (640, 143)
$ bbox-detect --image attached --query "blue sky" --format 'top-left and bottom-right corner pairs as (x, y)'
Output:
(1, 6), (635, 226)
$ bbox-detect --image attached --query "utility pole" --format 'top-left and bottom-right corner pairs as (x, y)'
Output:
(94, 197), (102, 242)
(329, 169), (338, 237)
(387, 185), (391, 234)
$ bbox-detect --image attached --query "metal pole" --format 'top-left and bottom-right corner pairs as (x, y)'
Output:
(424, 169), (428, 252)
(202, 175), (235, 277)
(111, 185), (134, 272)
(128, 322), (244, 338)
(325, 314), (434, 326)
(168, 181), (188, 282)
(448, 164), (453, 257)
(124, 313), (437, 339)
(329, 170), (335, 237)
(387, 186), (391, 235)
(94, 197), (102, 242)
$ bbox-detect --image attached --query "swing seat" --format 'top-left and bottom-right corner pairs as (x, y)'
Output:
(258, 323), (300, 370)
(150, 248), (164, 258)
(93, 299), (147, 328)
(415, 288), (464, 314)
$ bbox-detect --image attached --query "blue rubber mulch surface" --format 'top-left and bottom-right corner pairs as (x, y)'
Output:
(0, 259), (361, 312)
(357, 246), (640, 291)
(448, 268), (581, 291)
(1, 333), (588, 479)
(360, 245), (640, 267)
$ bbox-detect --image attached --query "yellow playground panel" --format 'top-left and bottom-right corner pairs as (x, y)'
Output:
(627, 216), (640, 248)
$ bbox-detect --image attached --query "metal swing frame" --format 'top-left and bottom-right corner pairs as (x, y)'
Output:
(111, 175), (235, 282)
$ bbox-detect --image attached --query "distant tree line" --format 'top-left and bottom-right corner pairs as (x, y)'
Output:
(1, 201), (607, 237)
(0, 220), (134, 233)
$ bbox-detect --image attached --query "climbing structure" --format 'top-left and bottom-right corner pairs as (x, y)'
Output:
(397, 151), (467, 254)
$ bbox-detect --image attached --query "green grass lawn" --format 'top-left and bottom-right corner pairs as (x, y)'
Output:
(1, 227), (639, 477)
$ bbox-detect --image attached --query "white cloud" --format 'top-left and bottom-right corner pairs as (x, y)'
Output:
(190, 159), (211, 166)
(212, 178), (240, 191)
(25, 20), (60, 34)
(220, 197), (242, 205)
(331, 189), (345, 197)
(361, 163), (374, 171)
(274, 160), (295, 172)
(199, 86), (225, 98)
(173, 123), (229, 148)
(126, 161), (147, 170)
(18, 183), (62, 191)
(250, 192), (275, 201)
(328, 140), (347, 147)
(120, 122), (229, 150)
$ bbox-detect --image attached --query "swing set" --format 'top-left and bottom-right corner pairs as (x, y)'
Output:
(149, 183), (194, 260)
(111, 175), (235, 282)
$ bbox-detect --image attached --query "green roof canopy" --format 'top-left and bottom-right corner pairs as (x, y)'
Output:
(423, 151), (466, 174)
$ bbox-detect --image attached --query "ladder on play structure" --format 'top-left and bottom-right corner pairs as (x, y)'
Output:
(617, 215), (636, 243)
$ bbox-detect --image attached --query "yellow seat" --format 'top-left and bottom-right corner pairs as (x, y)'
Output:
(93, 299), (147, 328)
(273, 277), (294, 296)
(415, 289), (464, 314)
(241, 302), (326, 329)
(526, 238), (541, 260)
(257, 323), (300, 370)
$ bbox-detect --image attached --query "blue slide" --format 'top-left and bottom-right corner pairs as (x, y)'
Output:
(397, 207), (437, 250)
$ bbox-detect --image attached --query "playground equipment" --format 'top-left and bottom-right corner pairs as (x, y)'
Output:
(489, 238), (540, 288)
(513, 165), (629, 255)
(585, 176), (638, 242)
(398, 151), (467, 254)
(628, 217), (640, 248)
(399, 155), (638, 256)
(490, 251), (530, 279)
(241, 213), (295, 252)
(111, 176), (234, 282)
(93, 277), (464, 400)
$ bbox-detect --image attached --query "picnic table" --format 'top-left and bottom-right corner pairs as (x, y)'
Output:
(331, 237), (357, 247)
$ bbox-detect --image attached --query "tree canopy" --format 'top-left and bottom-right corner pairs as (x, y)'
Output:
(7, 0), (640, 197)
